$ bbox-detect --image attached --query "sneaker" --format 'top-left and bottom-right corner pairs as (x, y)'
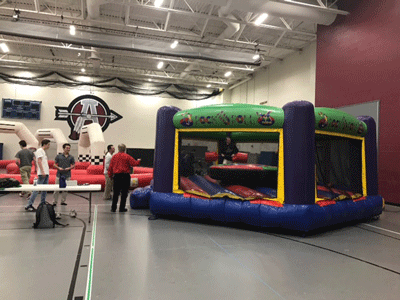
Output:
(25, 205), (36, 212)
(119, 208), (128, 212)
(61, 202), (67, 206)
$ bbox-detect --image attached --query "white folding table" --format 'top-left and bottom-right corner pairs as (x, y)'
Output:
(2, 184), (101, 223)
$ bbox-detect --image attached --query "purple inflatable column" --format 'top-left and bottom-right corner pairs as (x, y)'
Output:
(282, 101), (315, 205)
(153, 106), (181, 193)
(357, 116), (378, 196)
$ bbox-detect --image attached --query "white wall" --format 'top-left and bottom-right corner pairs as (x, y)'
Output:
(0, 84), (224, 160)
(227, 41), (316, 107)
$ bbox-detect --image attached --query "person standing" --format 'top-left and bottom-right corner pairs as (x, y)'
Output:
(53, 143), (75, 206)
(103, 144), (115, 200)
(25, 139), (51, 212)
(108, 144), (141, 212)
(15, 140), (34, 197)
(219, 136), (239, 164)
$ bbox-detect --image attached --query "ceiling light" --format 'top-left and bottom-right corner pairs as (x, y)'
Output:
(170, 40), (179, 49)
(154, 0), (163, 7)
(70, 25), (76, 36)
(18, 71), (34, 78)
(224, 71), (232, 77)
(79, 76), (92, 83)
(157, 61), (164, 69)
(12, 9), (20, 21)
(253, 50), (260, 60)
(254, 13), (268, 25)
(77, 52), (81, 57)
(81, 68), (86, 73)
(0, 43), (9, 53)
(207, 84), (211, 88)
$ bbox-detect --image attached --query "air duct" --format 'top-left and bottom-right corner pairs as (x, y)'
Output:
(180, 0), (240, 79)
(86, 0), (102, 20)
(199, 0), (345, 25)
(217, 0), (240, 39)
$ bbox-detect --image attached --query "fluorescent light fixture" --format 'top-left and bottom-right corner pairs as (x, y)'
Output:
(78, 76), (92, 83)
(81, 68), (86, 73)
(170, 40), (179, 49)
(18, 71), (34, 78)
(154, 0), (163, 7)
(253, 53), (260, 60)
(157, 61), (164, 69)
(254, 13), (268, 25)
(0, 43), (9, 53)
(224, 71), (232, 77)
(207, 84), (211, 88)
(70, 25), (76, 36)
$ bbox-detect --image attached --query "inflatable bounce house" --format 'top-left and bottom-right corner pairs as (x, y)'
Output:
(150, 101), (383, 233)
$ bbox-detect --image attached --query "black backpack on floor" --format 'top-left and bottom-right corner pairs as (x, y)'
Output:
(33, 202), (68, 229)
(0, 178), (21, 189)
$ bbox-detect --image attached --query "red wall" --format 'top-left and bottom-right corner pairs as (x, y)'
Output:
(316, 1), (400, 204)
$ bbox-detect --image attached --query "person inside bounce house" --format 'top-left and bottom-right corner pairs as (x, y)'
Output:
(218, 135), (239, 164)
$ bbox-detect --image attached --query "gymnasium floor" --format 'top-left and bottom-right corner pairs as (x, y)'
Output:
(0, 191), (399, 300)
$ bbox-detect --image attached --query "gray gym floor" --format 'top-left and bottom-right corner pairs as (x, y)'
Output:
(0, 191), (400, 300)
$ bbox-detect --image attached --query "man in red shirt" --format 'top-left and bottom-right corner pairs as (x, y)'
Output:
(108, 144), (141, 212)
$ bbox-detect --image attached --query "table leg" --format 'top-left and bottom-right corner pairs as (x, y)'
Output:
(89, 191), (92, 223)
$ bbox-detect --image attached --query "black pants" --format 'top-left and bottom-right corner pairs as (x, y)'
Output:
(112, 173), (131, 211)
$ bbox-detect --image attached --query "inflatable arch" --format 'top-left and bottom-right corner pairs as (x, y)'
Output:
(78, 123), (105, 165)
(34, 128), (68, 154)
(0, 120), (38, 149)
(149, 101), (383, 233)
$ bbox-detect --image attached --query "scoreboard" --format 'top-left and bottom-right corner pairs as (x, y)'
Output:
(2, 98), (41, 120)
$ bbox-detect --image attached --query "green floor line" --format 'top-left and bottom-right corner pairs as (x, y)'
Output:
(85, 205), (98, 300)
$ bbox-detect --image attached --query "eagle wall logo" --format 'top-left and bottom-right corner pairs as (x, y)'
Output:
(55, 95), (123, 140)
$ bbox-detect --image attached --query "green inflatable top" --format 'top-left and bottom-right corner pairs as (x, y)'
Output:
(173, 103), (367, 137)
(314, 107), (367, 137)
(173, 104), (284, 129)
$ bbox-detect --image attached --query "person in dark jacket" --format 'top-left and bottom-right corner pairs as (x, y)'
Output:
(219, 136), (239, 164)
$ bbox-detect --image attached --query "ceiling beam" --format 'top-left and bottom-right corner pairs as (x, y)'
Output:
(113, 2), (317, 38)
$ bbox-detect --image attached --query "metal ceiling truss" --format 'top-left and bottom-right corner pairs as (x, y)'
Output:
(0, 0), (347, 90)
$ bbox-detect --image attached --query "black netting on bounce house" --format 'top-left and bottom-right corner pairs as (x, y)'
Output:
(0, 71), (222, 100)
(316, 135), (363, 200)
(177, 136), (279, 200)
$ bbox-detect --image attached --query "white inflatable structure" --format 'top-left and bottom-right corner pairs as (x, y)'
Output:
(0, 120), (39, 149)
(34, 128), (68, 154)
(78, 123), (105, 165)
